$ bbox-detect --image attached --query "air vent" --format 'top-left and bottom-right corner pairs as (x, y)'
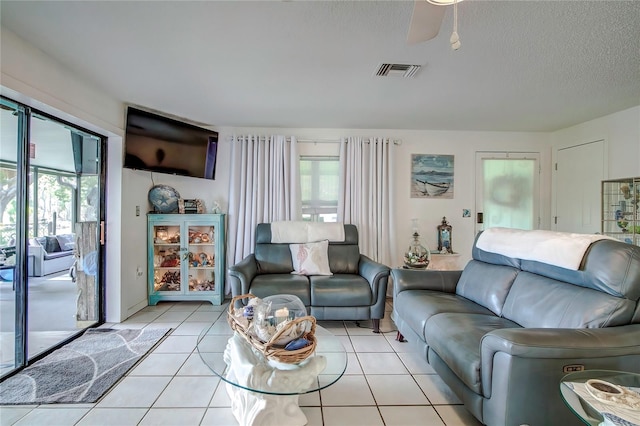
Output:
(375, 63), (422, 78)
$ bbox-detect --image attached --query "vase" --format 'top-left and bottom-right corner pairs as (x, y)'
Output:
(404, 231), (430, 269)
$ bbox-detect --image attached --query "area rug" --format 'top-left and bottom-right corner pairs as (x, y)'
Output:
(0, 327), (170, 404)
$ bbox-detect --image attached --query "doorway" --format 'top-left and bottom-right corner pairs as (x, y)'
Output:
(0, 97), (106, 378)
(475, 152), (540, 234)
(554, 140), (605, 233)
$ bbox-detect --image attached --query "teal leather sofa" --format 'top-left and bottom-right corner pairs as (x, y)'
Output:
(228, 223), (390, 332)
(392, 233), (640, 426)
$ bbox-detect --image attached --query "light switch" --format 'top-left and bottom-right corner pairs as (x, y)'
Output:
(136, 206), (140, 216)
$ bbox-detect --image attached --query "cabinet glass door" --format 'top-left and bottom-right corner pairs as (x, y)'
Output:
(152, 224), (181, 292)
(186, 224), (216, 293)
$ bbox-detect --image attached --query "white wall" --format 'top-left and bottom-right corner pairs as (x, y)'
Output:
(222, 127), (552, 267)
(3, 26), (638, 321)
(550, 106), (640, 180)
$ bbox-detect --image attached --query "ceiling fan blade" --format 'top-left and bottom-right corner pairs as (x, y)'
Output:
(406, 1), (446, 44)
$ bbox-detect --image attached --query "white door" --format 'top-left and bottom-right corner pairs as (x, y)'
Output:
(475, 152), (540, 234)
(555, 140), (605, 233)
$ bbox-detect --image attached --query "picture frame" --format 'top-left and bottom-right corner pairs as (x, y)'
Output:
(411, 154), (454, 199)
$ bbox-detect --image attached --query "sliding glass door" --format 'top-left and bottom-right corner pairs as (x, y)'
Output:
(0, 96), (105, 378)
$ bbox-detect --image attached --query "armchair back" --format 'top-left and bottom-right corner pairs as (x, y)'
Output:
(254, 223), (360, 274)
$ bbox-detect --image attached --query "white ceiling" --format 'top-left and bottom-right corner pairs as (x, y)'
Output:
(1, 0), (639, 132)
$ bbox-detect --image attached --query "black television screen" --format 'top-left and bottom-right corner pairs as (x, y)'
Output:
(124, 107), (218, 180)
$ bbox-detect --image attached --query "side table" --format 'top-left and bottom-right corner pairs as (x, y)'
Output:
(198, 323), (347, 426)
(560, 370), (640, 426)
(429, 253), (461, 270)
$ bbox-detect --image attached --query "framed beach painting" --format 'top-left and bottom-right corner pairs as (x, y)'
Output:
(411, 154), (454, 199)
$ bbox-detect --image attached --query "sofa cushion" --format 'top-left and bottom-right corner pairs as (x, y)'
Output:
(249, 274), (311, 306)
(289, 240), (332, 276)
(43, 251), (74, 261)
(55, 234), (75, 251)
(310, 275), (371, 306)
(395, 289), (495, 341)
(425, 313), (521, 395)
(502, 271), (637, 328)
(43, 236), (62, 253)
(455, 260), (519, 316)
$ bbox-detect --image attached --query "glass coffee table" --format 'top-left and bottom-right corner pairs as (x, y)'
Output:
(560, 370), (640, 426)
(198, 321), (347, 426)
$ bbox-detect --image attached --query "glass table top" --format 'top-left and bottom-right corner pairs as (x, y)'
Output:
(560, 370), (640, 426)
(197, 320), (347, 396)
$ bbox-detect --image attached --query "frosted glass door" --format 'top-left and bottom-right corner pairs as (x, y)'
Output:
(475, 153), (539, 233)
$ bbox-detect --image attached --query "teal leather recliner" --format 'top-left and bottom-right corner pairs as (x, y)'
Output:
(228, 223), (390, 332)
(392, 232), (640, 426)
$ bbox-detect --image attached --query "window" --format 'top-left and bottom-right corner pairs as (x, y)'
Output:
(300, 156), (339, 222)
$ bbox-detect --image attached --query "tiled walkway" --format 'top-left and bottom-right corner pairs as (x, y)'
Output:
(1, 300), (482, 426)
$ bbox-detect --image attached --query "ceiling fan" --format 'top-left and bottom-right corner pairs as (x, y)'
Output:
(407, 0), (462, 50)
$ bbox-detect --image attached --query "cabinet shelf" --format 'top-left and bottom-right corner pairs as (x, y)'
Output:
(148, 214), (225, 305)
(601, 177), (639, 246)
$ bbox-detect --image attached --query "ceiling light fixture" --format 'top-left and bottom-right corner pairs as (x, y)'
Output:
(426, 0), (462, 50)
(426, 0), (462, 6)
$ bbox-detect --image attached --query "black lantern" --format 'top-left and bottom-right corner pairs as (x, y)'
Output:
(437, 217), (453, 253)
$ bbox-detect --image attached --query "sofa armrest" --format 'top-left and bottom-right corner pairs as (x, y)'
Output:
(480, 325), (640, 397)
(228, 254), (258, 297)
(359, 254), (390, 298)
(391, 268), (462, 296)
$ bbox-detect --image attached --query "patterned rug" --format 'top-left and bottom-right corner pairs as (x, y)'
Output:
(0, 328), (170, 404)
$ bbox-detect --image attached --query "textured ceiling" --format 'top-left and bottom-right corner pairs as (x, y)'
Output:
(1, 1), (639, 132)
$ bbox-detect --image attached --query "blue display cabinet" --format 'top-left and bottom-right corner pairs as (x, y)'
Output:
(147, 214), (225, 305)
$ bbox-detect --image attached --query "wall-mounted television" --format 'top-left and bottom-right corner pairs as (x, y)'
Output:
(124, 106), (218, 180)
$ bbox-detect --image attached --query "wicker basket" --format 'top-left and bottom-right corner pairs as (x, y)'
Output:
(227, 294), (317, 364)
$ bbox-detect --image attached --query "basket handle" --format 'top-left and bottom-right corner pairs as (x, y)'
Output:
(263, 315), (317, 350)
(229, 293), (256, 317)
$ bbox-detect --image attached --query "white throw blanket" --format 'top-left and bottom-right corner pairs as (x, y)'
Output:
(271, 221), (345, 243)
(476, 227), (614, 270)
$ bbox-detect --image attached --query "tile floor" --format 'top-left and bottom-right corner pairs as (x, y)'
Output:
(0, 299), (482, 426)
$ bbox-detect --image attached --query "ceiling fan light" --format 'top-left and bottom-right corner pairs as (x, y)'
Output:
(426, 0), (463, 5)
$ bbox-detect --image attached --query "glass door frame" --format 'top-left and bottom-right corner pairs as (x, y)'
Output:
(0, 95), (107, 379)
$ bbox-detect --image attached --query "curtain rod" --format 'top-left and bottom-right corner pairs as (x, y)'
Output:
(230, 136), (402, 145)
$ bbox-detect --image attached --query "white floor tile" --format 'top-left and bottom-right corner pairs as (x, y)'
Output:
(144, 322), (181, 331)
(322, 406), (384, 426)
(186, 311), (222, 322)
(167, 302), (204, 312)
(129, 353), (190, 376)
(367, 375), (429, 405)
(177, 353), (216, 376)
(154, 310), (192, 322)
(345, 320), (378, 335)
(152, 335), (198, 353)
(397, 351), (437, 374)
(97, 376), (171, 408)
(76, 408), (148, 426)
(171, 321), (213, 336)
(337, 335), (354, 352)
(139, 407), (206, 425)
(153, 376), (219, 407)
(414, 374), (462, 405)
(358, 352), (408, 375)
(435, 405), (483, 426)
(12, 407), (90, 425)
(200, 407), (238, 425)
(210, 382), (232, 407)
(349, 335), (394, 352)
(124, 311), (163, 323)
(379, 405), (445, 426)
(344, 352), (363, 375)
(317, 321), (347, 335)
(0, 407), (34, 426)
(319, 375), (375, 406)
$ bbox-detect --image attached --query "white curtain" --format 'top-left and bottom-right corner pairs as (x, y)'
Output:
(338, 137), (395, 266)
(226, 135), (300, 293)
